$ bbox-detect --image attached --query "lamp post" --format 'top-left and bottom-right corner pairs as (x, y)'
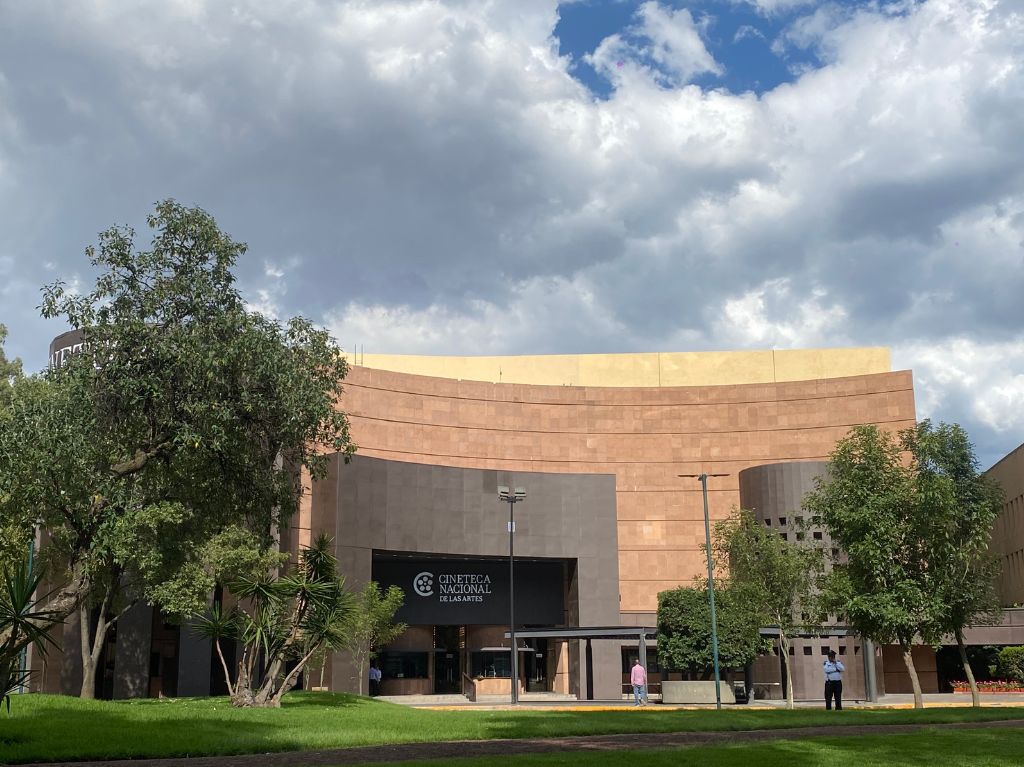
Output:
(679, 472), (730, 710)
(498, 485), (526, 704)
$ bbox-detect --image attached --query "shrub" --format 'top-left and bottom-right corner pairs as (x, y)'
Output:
(996, 646), (1024, 683)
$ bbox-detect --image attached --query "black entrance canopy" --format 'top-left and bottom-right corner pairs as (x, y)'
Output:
(504, 626), (657, 701)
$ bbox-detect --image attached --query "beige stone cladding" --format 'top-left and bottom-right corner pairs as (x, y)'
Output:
(335, 363), (917, 615)
(987, 443), (1024, 607)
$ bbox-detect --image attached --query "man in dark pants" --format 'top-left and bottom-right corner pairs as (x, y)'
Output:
(824, 650), (845, 710)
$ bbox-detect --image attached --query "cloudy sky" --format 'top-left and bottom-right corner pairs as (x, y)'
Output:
(0, 0), (1022, 466)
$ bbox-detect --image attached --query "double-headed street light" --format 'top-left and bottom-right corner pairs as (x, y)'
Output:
(678, 472), (730, 710)
(498, 485), (526, 704)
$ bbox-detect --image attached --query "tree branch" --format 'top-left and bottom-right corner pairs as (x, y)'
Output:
(110, 442), (171, 476)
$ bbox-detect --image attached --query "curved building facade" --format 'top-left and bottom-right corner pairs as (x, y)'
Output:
(290, 348), (917, 699)
(306, 351), (916, 616)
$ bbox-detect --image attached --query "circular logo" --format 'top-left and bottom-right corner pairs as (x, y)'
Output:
(413, 571), (434, 597)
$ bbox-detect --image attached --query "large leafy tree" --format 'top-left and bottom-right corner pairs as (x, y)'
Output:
(805, 425), (942, 709)
(904, 420), (1003, 707)
(0, 200), (354, 698)
(713, 509), (823, 709)
(343, 581), (407, 696)
(0, 325), (30, 573)
(657, 582), (771, 679)
(0, 324), (22, 410)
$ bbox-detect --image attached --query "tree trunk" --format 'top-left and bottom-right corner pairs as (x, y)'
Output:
(956, 630), (980, 708)
(78, 603), (97, 700)
(779, 633), (794, 709)
(213, 639), (235, 697)
(269, 644), (320, 707)
(231, 660), (255, 707)
(356, 654), (366, 696)
(900, 641), (924, 709)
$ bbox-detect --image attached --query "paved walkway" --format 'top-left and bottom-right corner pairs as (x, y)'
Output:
(31, 717), (1024, 767)
(417, 692), (1024, 711)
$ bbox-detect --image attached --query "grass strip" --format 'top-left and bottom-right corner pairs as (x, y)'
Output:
(2, 693), (1024, 763)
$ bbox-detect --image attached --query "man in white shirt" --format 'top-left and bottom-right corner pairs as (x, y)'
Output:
(823, 650), (845, 710)
(369, 662), (382, 696)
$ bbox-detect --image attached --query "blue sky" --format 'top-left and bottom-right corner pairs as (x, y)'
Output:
(555, 0), (836, 97)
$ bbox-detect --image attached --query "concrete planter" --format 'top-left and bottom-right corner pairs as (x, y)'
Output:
(661, 680), (736, 705)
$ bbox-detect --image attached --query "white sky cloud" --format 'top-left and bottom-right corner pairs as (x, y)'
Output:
(0, 0), (1022, 465)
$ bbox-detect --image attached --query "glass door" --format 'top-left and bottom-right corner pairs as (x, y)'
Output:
(433, 625), (462, 694)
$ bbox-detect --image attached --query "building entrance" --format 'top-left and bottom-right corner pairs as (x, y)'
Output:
(433, 625), (462, 695)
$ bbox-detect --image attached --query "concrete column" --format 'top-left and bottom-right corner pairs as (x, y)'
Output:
(585, 639), (594, 700)
(113, 603), (152, 699)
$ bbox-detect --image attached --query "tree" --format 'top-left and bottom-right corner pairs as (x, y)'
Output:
(713, 509), (824, 708)
(657, 582), (771, 679)
(195, 534), (353, 708)
(0, 324), (22, 410)
(0, 327), (29, 574)
(903, 420), (1004, 707)
(343, 581), (406, 695)
(804, 425), (943, 709)
(0, 200), (354, 697)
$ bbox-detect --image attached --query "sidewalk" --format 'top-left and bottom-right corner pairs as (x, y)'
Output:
(415, 692), (1024, 711)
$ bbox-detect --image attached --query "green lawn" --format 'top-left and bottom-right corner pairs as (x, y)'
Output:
(371, 728), (1024, 767)
(2, 693), (1024, 764)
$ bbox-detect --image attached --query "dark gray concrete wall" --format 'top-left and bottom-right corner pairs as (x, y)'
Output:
(177, 618), (213, 697)
(113, 603), (152, 699)
(321, 455), (621, 698)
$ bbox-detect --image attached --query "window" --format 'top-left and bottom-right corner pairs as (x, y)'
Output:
(378, 651), (429, 680)
(764, 519), (772, 526)
(821, 647), (831, 656)
(813, 531), (823, 540)
(796, 532), (805, 541)
(779, 517), (788, 526)
(795, 516), (804, 525)
(812, 515), (821, 525)
(803, 646), (812, 656)
(471, 651), (511, 678)
(620, 649), (661, 673)
(831, 548), (841, 558)
(780, 533), (789, 541)
(839, 646), (846, 656)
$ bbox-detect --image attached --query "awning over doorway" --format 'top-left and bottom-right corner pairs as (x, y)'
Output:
(504, 626), (657, 700)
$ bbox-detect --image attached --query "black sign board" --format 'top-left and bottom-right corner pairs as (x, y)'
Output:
(373, 557), (566, 625)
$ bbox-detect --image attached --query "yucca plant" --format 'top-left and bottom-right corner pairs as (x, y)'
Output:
(0, 557), (63, 712)
(193, 534), (353, 708)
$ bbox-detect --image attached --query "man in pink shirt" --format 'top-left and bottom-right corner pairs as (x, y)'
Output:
(630, 659), (648, 706)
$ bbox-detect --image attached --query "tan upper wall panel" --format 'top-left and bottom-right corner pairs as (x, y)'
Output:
(349, 348), (892, 388)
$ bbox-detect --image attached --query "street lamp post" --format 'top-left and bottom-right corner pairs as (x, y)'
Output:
(679, 472), (730, 710)
(498, 485), (526, 704)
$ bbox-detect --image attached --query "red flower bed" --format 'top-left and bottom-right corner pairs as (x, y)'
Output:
(951, 680), (1024, 693)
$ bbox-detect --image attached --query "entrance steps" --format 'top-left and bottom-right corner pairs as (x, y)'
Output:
(378, 693), (471, 706)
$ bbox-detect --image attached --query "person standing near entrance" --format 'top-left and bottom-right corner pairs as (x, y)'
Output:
(369, 661), (382, 697)
(630, 659), (647, 706)
(824, 650), (844, 710)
